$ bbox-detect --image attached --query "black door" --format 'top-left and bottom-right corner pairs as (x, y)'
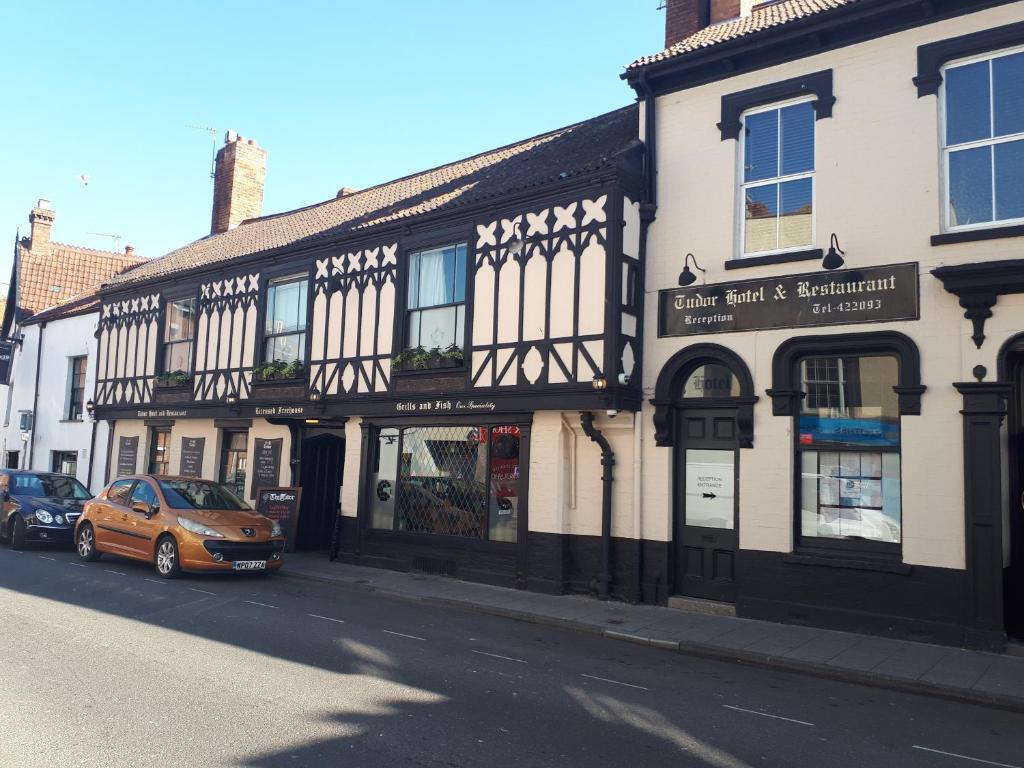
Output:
(674, 408), (739, 602)
(296, 434), (345, 552)
(1007, 352), (1024, 639)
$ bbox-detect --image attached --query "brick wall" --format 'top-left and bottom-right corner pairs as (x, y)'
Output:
(665, 0), (743, 49)
(710, 0), (741, 24)
(211, 132), (267, 234)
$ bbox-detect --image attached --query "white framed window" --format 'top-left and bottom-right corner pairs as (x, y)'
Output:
(941, 45), (1024, 231)
(406, 243), (467, 351)
(738, 98), (816, 257)
(163, 297), (196, 374)
(263, 275), (308, 364)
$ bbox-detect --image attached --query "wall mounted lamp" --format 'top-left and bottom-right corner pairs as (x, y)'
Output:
(85, 400), (96, 420)
(308, 387), (323, 403)
(678, 253), (705, 287)
(591, 375), (608, 391)
(822, 233), (845, 271)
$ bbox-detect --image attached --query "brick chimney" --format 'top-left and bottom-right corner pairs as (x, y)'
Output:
(28, 198), (55, 253)
(211, 131), (267, 234)
(664, 0), (743, 49)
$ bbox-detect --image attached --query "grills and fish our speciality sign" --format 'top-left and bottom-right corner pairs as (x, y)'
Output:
(255, 486), (301, 552)
(659, 263), (919, 337)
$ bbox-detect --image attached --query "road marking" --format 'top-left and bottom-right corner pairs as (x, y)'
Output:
(308, 613), (345, 624)
(69, 563), (87, 568)
(722, 705), (814, 727)
(471, 650), (527, 664)
(104, 569), (127, 576)
(912, 746), (1022, 768)
(243, 600), (278, 609)
(38, 555), (56, 561)
(580, 673), (648, 691)
(188, 587), (217, 596)
(382, 630), (426, 641)
(144, 578), (166, 585)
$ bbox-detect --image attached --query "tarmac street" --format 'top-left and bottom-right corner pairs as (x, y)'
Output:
(2, 545), (1024, 768)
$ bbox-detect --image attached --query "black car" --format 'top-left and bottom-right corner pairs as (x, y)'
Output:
(0, 471), (92, 549)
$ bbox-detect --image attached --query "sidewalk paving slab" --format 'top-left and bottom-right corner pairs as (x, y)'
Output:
(281, 555), (1024, 712)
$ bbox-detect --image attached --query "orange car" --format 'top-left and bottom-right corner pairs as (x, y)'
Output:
(75, 475), (285, 578)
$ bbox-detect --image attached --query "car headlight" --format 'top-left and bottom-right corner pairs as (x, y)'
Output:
(271, 521), (283, 537)
(54, 515), (65, 525)
(177, 516), (225, 538)
(35, 510), (53, 524)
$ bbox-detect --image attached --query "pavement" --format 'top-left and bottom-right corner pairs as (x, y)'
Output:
(283, 552), (1024, 713)
(4, 543), (1024, 768)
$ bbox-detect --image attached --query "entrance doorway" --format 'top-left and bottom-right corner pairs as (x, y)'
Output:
(1006, 345), (1024, 639)
(674, 408), (739, 602)
(296, 433), (345, 552)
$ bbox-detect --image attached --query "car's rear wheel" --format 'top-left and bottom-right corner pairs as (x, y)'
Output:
(154, 535), (181, 579)
(10, 516), (27, 550)
(77, 523), (100, 562)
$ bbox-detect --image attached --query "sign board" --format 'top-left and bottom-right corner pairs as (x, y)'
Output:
(0, 339), (15, 385)
(179, 437), (205, 478)
(252, 438), (283, 498)
(116, 436), (139, 478)
(684, 449), (736, 530)
(254, 486), (301, 552)
(659, 263), (919, 337)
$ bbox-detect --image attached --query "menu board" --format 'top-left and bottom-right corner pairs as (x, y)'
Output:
(116, 436), (139, 478)
(255, 486), (301, 552)
(252, 438), (283, 498)
(179, 437), (205, 478)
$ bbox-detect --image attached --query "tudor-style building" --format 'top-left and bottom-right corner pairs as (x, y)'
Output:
(626, 0), (1024, 649)
(93, 117), (648, 593)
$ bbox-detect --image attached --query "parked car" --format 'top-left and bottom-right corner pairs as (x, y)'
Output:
(0, 470), (92, 549)
(75, 475), (285, 578)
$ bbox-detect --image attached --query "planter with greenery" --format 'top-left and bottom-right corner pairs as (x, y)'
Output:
(391, 345), (464, 373)
(154, 370), (191, 388)
(252, 360), (306, 383)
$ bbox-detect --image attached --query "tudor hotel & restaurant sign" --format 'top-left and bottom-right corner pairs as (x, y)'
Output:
(658, 263), (919, 337)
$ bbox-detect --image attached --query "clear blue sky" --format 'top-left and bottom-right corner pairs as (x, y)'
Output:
(0, 1), (662, 282)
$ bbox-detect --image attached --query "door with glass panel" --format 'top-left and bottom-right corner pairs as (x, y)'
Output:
(674, 408), (739, 602)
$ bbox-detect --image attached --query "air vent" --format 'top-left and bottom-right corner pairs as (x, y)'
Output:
(412, 557), (457, 577)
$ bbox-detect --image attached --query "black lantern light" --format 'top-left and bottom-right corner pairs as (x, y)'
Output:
(678, 253), (705, 287)
(309, 387), (322, 403)
(822, 233), (845, 271)
(85, 399), (95, 418)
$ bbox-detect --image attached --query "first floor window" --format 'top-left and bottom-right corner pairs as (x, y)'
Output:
(943, 46), (1024, 229)
(220, 431), (249, 498)
(52, 450), (78, 477)
(163, 297), (196, 373)
(741, 99), (815, 256)
(6, 451), (19, 470)
(406, 243), (467, 351)
(797, 354), (902, 549)
(369, 423), (521, 543)
(67, 356), (87, 420)
(148, 428), (171, 476)
(264, 276), (308, 364)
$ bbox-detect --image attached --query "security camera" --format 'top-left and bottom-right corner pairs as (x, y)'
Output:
(607, 409), (618, 418)
(618, 373), (630, 386)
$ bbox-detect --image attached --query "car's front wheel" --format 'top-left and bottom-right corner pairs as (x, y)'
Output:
(154, 535), (181, 579)
(77, 523), (100, 562)
(10, 516), (27, 550)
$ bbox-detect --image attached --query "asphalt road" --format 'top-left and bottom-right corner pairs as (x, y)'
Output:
(2, 545), (1023, 768)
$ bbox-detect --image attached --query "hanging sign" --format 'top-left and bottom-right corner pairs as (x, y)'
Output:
(255, 486), (302, 552)
(179, 437), (206, 478)
(116, 436), (139, 478)
(253, 438), (283, 498)
(0, 339), (15, 385)
(659, 263), (919, 337)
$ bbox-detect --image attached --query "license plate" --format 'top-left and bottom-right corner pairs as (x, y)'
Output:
(232, 560), (267, 571)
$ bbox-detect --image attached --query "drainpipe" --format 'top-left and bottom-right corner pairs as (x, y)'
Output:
(580, 411), (614, 600)
(27, 322), (45, 470)
(632, 411), (643, 603)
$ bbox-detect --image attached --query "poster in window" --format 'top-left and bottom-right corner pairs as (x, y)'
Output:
(252, 438), (283, 499)
(116, 436), (138, 478)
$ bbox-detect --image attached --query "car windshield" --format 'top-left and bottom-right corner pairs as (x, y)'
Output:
(157, 479), (251, 511)
(10, 474), (91, 500)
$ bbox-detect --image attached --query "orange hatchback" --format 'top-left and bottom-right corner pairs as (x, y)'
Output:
(75, 475), (285, 578)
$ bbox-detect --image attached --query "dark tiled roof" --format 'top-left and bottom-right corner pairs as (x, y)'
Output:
(17, 242), (145, 315)
(108, 106), (639, 288)
(628, 0), (855, 69)
(24, 290), (101, 323)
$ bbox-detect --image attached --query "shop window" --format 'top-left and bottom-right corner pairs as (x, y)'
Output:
(263, 276), (308, 364)
(65, 356), (87, 420)
(148, 428), (171, 476)
(51, 450), (78, 477)
(797, 355), (902, 551)
(368, 423), (520, 543)
(220, 430), (249, 498)
(942, 46), (1024, 230)
(406, 243), (467, 351)
(740, 99), (815, 256)
(163, 298), (196, 374)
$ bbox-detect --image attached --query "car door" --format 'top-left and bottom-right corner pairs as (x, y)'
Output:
(124, 479), (163, 558)
(95, 479), (137, 554)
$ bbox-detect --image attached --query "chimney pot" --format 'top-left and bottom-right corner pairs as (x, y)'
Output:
(124, 245), (135, 256)
(36, 198), (51, 210)
(211, 132), (267, 234)
(336, 187), (358, 198)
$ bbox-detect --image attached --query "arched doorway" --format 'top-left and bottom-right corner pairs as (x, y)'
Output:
(653, 345), (757, 603)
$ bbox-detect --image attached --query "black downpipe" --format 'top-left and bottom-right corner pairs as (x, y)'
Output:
(85, 416), (98, 492)
(27, 322), (45, 470)
(580, 412), (615, 600)
(102, 419), (116, 485)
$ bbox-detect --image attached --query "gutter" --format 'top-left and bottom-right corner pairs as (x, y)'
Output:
(580, 412), (614, 600)
(27, 322), (44, 470)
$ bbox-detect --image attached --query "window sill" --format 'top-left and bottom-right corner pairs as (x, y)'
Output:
(58, 419), (84, 424)
(783, 552), (910, 575)
(724, 249), (823, 270)
(931, 224), (1024, 246)
(391, 365), (466, 377)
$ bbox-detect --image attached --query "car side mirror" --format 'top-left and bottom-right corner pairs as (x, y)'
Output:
(132, 501), (156, 519)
